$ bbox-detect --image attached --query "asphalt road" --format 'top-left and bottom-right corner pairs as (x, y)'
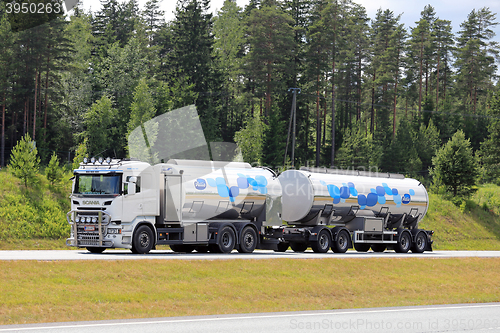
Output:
(1, 249), (500, 260)
(1, 303), (499, 333)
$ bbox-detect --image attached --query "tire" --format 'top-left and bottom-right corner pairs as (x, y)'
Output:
(170, 244), (194, 253)
(86, 247), (105, 254)
(353, 242), (371, 252)
(332, 230), (350, 253)
(371, 244), (387, 252)
(237, 226), (258, 253)
(311, 229), (331, 253)
(395, 231), (412, 253)
(411, 231), (427, 253)
(290, 242), (308, 252)
(216, 226), (236, 253)
(274, 242), (289, 252)
(131, 225), (154, 254)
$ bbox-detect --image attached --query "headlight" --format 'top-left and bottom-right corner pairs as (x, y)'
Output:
(92, 217), (98, 223)
(75, 216), (80, 223)
(98, 157), (104, 164)
(86, 217), (91, 223)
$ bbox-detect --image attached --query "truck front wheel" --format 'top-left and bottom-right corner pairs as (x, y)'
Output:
(132, 225), (154, 254)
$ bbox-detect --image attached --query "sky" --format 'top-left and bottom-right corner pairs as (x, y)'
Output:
(77, 0), (500, 41)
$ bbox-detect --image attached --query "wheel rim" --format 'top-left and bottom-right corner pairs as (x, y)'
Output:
(222, 232), (232, 248)
(401, 233), (410, 250)
(244, 233), (254, 249)
(416, 234), (425, 250)
(140, 232), (150, 248)
(338, 233), (347, 250)
(319, 233), (329, 250)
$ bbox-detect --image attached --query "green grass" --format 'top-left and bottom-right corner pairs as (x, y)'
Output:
(0, 258), (499, 325)
(0, 169), (72, 244)
(419, 185), (500, 250)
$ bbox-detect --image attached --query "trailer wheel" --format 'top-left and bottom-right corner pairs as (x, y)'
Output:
(371, 244), (386, 252)
(353, 243), (370, 252)
(290, 242), (308, 252)
(132, 225), (154, 254)
(238, 226), (257, 253)
(274, 242), (289, 252)
(332, 230), (350, 253)
(395, 231), (412, 253)
(86, 247), (105, 254)
(411, 231), (427, 253)
(216, 226), (236, 253)
(311, 229), (331, 253)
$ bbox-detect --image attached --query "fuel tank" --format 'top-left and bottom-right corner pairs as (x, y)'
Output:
(278, 168), (428, 226)
(157, 160), (282, 223)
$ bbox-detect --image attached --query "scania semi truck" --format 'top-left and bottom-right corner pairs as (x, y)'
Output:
(66, 158), (432, 254)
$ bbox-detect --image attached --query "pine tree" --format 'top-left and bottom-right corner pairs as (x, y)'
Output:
(46, 152), (62, 186)
(8, 134), (40, 187)
(167, 0), (223, 143)
(127, 78), (158, 163)
(478, 91), (500, 184)
(430, 130), (479, 199)
(244, 0), (295, 117)
(72, 140), (88, 171)
(83, 95), (116, 158)
(0, 4), (15, 167)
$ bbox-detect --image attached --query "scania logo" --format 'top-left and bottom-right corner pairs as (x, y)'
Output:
(82, 200), (100, 205)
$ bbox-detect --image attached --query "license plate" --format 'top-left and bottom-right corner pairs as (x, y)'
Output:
(84, 225), (95, 231)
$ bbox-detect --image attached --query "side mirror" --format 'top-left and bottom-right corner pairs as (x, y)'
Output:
(127, 176), (137, 195)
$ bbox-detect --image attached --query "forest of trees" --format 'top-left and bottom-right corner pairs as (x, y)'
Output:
(1, 0), (500, 187)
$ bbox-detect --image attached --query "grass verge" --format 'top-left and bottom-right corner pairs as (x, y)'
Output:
(1, 258), (499, 325)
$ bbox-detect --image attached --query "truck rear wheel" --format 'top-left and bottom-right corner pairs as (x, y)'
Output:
(332, 230), (350, 253)
(311, 229), (331, 253)
(290, 242), (308, 252)
(237, 226), (257, 253)
(215, 226), (236, 253)
(353, 243), (370, 252)
(132, 225), (154, 254)
(411, 231), (427, 253)
(395, 231), (412, 253)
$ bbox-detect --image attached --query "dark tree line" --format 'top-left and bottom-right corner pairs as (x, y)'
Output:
(1, 0), (500, 185)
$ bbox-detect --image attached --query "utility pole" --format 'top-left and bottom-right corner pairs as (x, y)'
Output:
(284, 88), (300, 169)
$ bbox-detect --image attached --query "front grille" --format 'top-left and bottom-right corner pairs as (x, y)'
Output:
(67, 210), (113, 248)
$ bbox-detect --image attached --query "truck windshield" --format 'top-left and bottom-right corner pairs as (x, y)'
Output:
(74, 174), (121, 195)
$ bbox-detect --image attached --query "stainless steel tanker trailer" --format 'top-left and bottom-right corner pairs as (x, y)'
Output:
(66, 159), (432, 254)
